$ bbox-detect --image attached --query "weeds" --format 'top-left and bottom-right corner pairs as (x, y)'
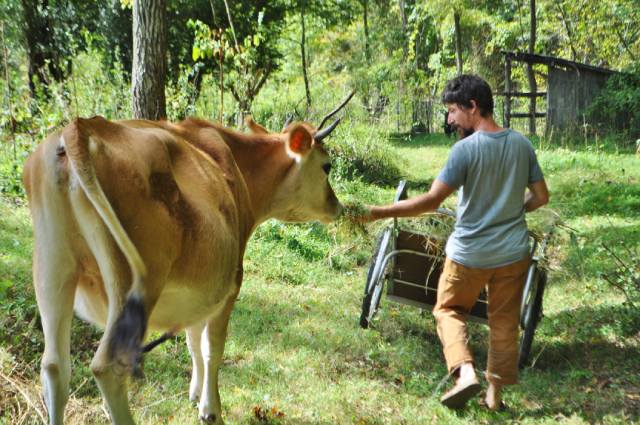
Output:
(599, 241), (640, 309)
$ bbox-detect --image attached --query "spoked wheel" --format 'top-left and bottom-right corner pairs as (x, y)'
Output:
(518, 264), (547, 369)
(359, 228), (393, 329)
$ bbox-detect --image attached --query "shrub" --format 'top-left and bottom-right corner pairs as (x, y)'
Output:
(326, 121), (405, 186)
(587, 66), (640, 140)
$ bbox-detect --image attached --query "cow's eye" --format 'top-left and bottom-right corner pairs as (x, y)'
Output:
(322, 163), (332, 175)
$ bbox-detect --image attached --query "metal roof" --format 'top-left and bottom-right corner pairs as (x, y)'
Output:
(501, 51), (618, 75)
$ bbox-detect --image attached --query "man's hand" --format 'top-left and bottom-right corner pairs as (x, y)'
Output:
(525, 179), (550, 212)
(352, 206), (375, 223)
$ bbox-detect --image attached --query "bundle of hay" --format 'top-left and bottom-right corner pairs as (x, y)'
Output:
(398, 212), (456, 264)
(334, 201), (370, 236)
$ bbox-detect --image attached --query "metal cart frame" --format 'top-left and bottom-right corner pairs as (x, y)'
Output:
(359, 180), (549, 368)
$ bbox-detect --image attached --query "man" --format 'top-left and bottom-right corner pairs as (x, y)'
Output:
(361, 74), (549, 410)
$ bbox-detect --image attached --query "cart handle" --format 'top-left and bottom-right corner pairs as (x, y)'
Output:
(394, 180), (408, 203)
(393, 180), (408, 230)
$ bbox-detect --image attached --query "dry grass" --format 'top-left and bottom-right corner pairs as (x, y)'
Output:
(0, 351), (106, 425)
(333, 201), (370, 237)
(0, 368), (47, 425)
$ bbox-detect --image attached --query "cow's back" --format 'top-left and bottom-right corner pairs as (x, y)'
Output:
(25, 117), (252, 330)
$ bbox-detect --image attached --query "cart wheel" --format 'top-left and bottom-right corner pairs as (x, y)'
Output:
(518, 267), (547, 369)
(360, 228), (393, 329)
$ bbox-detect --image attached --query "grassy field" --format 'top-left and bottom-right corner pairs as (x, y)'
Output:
(1, 132), (639, 424)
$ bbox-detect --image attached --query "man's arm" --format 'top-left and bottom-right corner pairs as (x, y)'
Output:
(524, 179), (550, 212)
(367, 179), (456, 220)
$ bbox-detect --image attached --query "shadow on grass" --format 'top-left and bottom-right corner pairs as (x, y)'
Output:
(344, 297), (640, 422)
(513, 302), (640, 422)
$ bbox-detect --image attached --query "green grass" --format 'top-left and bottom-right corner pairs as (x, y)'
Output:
(1, 131), (639, 424)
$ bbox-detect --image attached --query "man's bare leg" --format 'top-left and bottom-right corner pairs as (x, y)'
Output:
(485, 382), (503, 410)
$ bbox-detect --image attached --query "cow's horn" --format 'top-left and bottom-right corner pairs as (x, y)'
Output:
(317, 90), (355, 130)
(314, 118), (341, 142)
(282, 114), (294, 131)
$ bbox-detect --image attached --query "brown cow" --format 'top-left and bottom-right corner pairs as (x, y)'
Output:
(23, 112), (345, 424)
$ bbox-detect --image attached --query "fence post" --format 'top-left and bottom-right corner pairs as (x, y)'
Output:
(504, 56), (512, 129)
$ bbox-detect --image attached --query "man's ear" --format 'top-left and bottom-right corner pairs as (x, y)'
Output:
(286, 124), (313, 158)
(469, 99), (478, 114)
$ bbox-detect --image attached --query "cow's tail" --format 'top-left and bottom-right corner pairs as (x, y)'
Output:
(62, 117), (148, 376)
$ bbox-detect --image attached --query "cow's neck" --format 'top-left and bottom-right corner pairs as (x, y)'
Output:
(216, 129), (296, 226)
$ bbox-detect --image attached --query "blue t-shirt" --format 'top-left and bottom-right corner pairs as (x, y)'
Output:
(436, 129), (544, 268)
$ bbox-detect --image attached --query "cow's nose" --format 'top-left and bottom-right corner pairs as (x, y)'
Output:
(322, 199), (343, 224)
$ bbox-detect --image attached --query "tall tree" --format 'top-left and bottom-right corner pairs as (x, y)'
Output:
(363, 0), (370, 65)
(20, 0), (65, 97)
(398, 0), (408, 58)
(300, 3), (311, 112)
(527, 0), (537, 135)
(454, 11), (463, 75)
(192, 1), (287, 125)
(132, 0), (167, 120)
(360, 0), (371, 110)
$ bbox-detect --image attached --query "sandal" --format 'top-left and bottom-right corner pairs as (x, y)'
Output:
(440, 376), (482, 409)
(479, 397), (507, 412)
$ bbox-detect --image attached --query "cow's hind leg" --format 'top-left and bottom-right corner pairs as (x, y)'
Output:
(186, 321), (206, 403)
(198, 292), (239, 424)
(33, 243), (77, 425)
(86, 264), (137, 424)
(90, 274), (164, 425)
(91, 330), (134, 425)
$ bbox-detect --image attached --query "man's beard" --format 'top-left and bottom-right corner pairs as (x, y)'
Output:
(455, 126), (474, 139)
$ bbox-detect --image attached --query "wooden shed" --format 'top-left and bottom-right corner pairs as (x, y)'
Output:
(501, 51), (617, 135)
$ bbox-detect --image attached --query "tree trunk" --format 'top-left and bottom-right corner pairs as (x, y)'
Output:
(1, 21), (16, 159)
(301, 5), (311, 112)
(397, 0), (408, 131)
(555, 2), (577, 61)
(132, 0), (167, 120)
(454, 12), (463, 75)
(21, 0), (64, 98)
(504, 57), (511, 128)
(398, 0), (408, 59)
(527, 0), (537, 135)
(363, 0), (370, 64)
(362, 0), (370, 112)
(229, 64), (273, 128)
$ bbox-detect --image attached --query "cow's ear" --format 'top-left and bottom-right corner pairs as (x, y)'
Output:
(286, 124), (313, 158)
(245, 115), (269, 134)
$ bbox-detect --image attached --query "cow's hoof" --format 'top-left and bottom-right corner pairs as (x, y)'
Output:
(199, 413), (217, 424)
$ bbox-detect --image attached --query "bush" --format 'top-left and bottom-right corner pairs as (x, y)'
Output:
(0, 156), (24, 197)
(326, 121), (405, 186)
(587, 67), (640, 140)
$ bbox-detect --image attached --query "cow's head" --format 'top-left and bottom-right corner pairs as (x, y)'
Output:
(271, 121), (343, 224)
(251, 92), (354, 224)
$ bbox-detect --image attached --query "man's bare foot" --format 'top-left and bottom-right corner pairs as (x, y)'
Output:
(484, 382), (503, 410)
